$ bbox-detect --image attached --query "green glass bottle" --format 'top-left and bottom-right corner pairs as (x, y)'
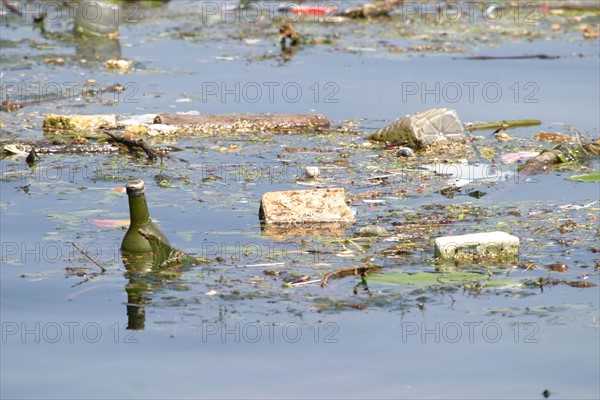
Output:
(121, 179), (171, 254)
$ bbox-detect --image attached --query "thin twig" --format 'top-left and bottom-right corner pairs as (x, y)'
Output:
(321, 264), (380, 288)
(572, 128), (590, 157)
(456, 54), (559, 60)
(67, 285), (103, 301)
(71, 242), (107, 273)
(2, 0), (22, 16)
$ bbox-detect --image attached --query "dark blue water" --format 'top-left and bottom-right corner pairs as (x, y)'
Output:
(2, 2), (599, 399)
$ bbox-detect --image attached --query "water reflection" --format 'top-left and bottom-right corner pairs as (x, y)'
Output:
(75, 35), (122, 62)
(260, 222), (351, 240)
(121, 249), (208, 330)
(121, 252), (188, 331)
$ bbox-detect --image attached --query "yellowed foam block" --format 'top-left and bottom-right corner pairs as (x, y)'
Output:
(43, 114), (117, 137)
(260, 188), (356, 224)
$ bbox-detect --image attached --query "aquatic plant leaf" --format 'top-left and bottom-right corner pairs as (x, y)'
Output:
(368, 271), (485, 286)
(48, 210), (111, 226)
(566, 171), (600, 182)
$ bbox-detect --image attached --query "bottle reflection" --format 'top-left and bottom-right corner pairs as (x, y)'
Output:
(72, 0), (122, 61)
(122, 252), (154, 331)
(121, 251), (195, 331)
(75, 36), (122, 63)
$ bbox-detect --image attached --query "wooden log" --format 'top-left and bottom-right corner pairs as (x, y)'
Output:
(341, 0), (403, 18)
(2, 141), (118, 155)
(542, 0), (600, 10)
(154, 114), (330, 134)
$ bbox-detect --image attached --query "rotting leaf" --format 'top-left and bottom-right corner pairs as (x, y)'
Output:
(567, 281), (597, 288)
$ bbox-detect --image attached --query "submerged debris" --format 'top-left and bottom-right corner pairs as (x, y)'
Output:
(546, 263), (569, 273)
(356, 225), (388, 237)
(533, 132), (573, 144)
(280, 22), (299, 46)
(396, 147), (415, 157)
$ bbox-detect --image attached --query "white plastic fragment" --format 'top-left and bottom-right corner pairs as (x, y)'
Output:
(2, 144), (29, 157)
(105, 59), (132, 72)
(147, 124), (178, 136)
(305, 166), (321, 178)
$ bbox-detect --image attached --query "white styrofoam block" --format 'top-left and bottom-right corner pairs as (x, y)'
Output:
(434, 231), (520, 260)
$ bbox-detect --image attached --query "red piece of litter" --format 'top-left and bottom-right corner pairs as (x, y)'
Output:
(290, 6), (336, 15)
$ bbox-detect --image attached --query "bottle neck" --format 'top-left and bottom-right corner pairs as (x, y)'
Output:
(128, 194), (150, 226)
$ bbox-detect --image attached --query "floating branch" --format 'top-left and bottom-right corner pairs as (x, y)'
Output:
(321, 264), (381, 288)
(102, 130), (175, 161)
(71, 242), (107, 273)
(465, 120), (541, 131)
